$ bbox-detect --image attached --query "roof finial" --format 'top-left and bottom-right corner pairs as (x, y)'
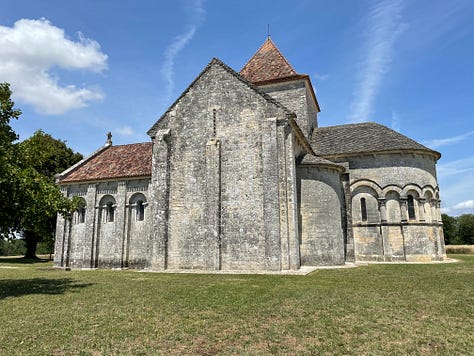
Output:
(267, 24), (270, 39)
(106, 132), (112, 146)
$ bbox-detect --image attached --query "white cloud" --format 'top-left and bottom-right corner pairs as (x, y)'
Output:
(160, 0), (206, 101)
(349, 0), (407, 122)
(116, 126), (135, 136)
(423, 131), (474, 149)
(454, 200), (474, 210)
(0, 18), (108, 115)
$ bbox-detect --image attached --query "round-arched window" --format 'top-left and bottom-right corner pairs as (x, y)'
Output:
(129, 193), (147, 222)
(407, 195), (416, 220)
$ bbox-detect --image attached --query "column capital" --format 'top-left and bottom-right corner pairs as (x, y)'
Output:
(152, 129), (171, 142)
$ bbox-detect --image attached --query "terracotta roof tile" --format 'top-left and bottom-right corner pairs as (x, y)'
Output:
(60, 142), (152, 183)
(240, 38), (298, 84)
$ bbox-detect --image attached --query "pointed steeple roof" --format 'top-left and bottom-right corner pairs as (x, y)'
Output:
(240, 38), (300, 84)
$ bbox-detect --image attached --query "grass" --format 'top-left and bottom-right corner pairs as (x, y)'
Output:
(1, 256), (473, 355)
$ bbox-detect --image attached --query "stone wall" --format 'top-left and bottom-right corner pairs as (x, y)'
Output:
(259, 79), (316, 139)
(337, 152), (446, 262)
(297, 164), (345, 265)
(149, 61), (300, 271)
(54, 178), (151, 269)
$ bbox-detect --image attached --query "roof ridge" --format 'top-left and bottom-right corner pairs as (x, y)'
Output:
(56, 143), (112, 182)
(240, 38), (297, 75)
(110, 142), (152, 148)
(267, 38), (297, 74)
(212, 57), (293, 113)
(240, 38), (298, 83)
(148, 57), (295, 137)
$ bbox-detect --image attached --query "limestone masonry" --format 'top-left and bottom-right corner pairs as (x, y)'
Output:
(54, 39), (446, 271)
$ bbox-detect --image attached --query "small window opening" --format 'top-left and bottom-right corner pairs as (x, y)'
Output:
(407, 195), (416, 220)
(212, 109), (217, 137)
(136, 200), (145, 221)
(106, 202), (115, 223)
(77, 207), (86, 224)
(361, 197), (367, 222)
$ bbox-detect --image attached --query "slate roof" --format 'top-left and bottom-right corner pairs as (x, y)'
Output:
(240, 38), (301, 84)
(60, 142), (152, 183)
(310, 122), (440, 158)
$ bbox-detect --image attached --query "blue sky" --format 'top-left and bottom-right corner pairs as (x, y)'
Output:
(1, 0), (473, 215)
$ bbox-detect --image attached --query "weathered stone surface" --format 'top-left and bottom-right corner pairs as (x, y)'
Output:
(54, 40), (446, 272)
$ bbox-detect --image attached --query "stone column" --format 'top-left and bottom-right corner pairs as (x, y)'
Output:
(262, 117), (283, 270)
(54, 186), (69, 267)
(82, 183), (97, 268)
(64, 217), (73, 270)
(205, 138), (221, 270)
(400, 198), (408, 222)
(430, 199), (438, 223)
(285, 129), (301, 271)
(378, 198), (387, 222)
(436, 200), (442, 222)
(342, 172), (355, 262)
(92, 201), (102, 268)
(277, 120), (290, 270)
(116, 181), (127, 268)
(150, 129), (171, 270)
(417, 198), (426, 222)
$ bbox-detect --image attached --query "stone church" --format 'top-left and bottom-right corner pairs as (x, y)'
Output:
(54, 38), (446, 272)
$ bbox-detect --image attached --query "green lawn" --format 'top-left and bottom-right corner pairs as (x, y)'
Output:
(1, 256), (473, 355)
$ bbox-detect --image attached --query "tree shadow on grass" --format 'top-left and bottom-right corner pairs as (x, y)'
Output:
(0, 278), (94, 299)
(0, 257), (51, 264)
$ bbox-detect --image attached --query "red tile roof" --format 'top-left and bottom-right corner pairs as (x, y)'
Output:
(240, 38), (299, 84)
(60, 142), (152, 183)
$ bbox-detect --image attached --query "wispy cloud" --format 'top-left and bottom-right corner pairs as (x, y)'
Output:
(313, 73), (329, 82)
(423, 130), (474, 149)
(160, 0), (206, 101)
(116, 125), (135, 136)
(349, 0), (407, 122)
(438, 156), (474, 177)
(438, 156), (474, 214)
(391, 110), (400, 131)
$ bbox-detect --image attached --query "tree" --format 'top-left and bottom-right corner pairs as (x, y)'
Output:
(0, 82), (83, 258)
(0, 83), (22, 237)
(19, 130), (83, 181)
(458, 214), (474, 245)
(441, 214), (459, 245)
(18, 131), (83, 258)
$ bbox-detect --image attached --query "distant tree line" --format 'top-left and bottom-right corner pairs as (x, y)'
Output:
(442, 214), (474, 245)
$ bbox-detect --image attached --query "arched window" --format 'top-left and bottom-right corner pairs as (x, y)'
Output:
(106, 202), (115, 223)
(129, 193), (147, 222)
(77, 206), (86, 224)
(407, 195), (416, 220)
(136, 200), (145, 221)
(74, 197), (86, 224)
(361, 198), (367, 221)
(99, 195), (116, 223)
